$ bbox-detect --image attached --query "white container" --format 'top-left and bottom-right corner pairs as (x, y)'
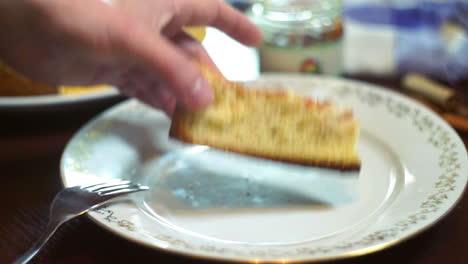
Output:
(249, 0), (344, 75)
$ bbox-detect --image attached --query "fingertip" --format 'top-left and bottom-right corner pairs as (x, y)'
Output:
(217, 2), (263, 47)
(227, 19), (263, 47)
(244, 25), (263, 46)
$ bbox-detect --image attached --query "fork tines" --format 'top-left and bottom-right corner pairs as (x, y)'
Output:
(80, 180), (148, 195)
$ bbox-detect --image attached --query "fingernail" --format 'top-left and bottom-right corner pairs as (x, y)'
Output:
(189, 77), (213, 108)
(179, 39), (200, 56)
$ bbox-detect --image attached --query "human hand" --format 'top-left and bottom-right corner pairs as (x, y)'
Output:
(0, 0), (262, 115)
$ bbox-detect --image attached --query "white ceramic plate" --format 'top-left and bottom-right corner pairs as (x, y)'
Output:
(0, 86), (120, 111)
(61, 74), (468, 263)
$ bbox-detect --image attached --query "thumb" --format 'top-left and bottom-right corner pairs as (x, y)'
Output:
(110, 18), (213, 110)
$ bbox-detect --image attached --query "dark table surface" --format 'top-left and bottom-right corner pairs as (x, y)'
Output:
(1, 75), (467, 264)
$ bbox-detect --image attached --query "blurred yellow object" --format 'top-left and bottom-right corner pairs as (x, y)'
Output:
(0, 61), (111, 96)
(183, 26), (206, 42)
(58, 85), (110, 95)
(0, 61), (57, 96)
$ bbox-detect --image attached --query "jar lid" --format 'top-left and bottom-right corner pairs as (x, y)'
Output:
(249, 0), (342, 35)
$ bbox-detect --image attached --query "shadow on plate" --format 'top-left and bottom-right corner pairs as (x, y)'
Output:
(141, 146), (360, 212)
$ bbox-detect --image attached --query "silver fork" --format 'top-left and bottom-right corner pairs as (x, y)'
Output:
(13, 180), (149, 264)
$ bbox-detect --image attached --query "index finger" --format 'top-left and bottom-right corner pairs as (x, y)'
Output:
(170, 0), (262, 46)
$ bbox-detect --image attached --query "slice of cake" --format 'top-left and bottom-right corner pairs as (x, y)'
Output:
(170, 65), (360, 170)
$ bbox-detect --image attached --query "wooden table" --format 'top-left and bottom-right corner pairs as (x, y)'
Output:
(1, 76), (467, 264)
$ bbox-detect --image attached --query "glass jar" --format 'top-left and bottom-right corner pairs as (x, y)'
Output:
(249, 0), (343, 75)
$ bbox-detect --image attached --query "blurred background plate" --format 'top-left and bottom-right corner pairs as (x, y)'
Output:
(0, 86), (122, 113)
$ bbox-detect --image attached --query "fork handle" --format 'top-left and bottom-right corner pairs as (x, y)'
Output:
(13, 219), (64, 264)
